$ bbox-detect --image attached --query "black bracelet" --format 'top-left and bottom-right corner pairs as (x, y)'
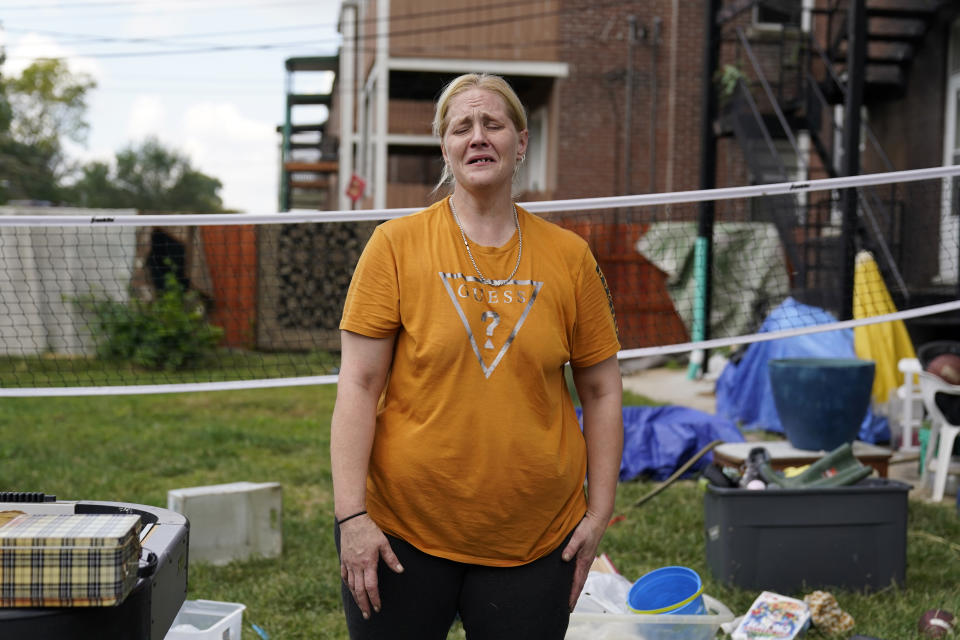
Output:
(336, 510), (367, 525)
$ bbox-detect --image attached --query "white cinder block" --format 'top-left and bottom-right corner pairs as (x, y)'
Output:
(167, 482), (282, 566)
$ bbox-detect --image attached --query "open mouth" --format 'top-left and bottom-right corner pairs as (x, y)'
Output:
(468, 157), (495, 165)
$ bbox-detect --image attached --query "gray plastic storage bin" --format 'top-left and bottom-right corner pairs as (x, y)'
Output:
(704, 478), (909, 592)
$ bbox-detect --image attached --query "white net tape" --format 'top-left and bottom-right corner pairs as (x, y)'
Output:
(0, 165), (957, 396)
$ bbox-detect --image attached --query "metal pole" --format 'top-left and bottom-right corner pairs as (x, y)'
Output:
(374, 0), (389, 210)
(649, 16), (661, 194)
(690, 0), (721, 379)
(841, 0), (866, 321)
(281, 77), (292, 212)
(624, 15), (637, 196)
(956, 192), (960, 298)
(338, 1), (358, 212)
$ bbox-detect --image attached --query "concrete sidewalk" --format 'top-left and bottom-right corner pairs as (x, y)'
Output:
(621, 366), (718, 414)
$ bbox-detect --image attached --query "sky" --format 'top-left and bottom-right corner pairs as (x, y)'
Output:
(1, 0), (343, 213)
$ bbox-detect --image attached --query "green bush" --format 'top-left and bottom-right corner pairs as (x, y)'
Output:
(76, 271), (223, 371)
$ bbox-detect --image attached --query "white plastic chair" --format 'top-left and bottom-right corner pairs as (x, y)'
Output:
(896, 358), (923, 451)
(918, 371), (960, 502)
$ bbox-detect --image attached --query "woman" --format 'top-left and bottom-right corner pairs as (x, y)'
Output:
(331, 73), (623, 639)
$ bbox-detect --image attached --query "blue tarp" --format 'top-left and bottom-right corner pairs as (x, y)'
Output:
(578, 405), (744, 482)
(715, 297), (890, 444)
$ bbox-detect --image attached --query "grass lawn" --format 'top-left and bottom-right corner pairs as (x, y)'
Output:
(0, 351), (340, 387)
(1, 385), (958, 639)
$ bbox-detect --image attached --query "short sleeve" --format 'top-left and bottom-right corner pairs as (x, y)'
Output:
(569, 248), (621, 368)
(340, 226), (401, 338)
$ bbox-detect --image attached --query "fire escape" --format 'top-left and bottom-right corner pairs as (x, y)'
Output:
(279, 56), (338, 211)
(718, 0), (946, 316)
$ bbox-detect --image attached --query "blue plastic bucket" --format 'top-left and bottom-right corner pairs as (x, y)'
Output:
(627, 566), (705, 615)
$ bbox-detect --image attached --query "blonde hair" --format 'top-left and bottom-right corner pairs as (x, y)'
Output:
(432, 73), (527, 192)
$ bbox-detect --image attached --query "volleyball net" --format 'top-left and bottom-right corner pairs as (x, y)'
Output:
(1, 165), (958, 396)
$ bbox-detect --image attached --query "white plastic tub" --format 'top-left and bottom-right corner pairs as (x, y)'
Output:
(164, 599), (246, 640)
(566, 593), (734, 640)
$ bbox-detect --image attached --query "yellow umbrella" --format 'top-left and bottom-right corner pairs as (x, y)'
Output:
(853, 250), (916, 405)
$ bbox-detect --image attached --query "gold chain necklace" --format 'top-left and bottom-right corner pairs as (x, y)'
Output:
(449, 198), (522, 287)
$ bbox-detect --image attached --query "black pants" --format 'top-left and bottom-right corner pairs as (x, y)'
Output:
(335, 525), (575, 640)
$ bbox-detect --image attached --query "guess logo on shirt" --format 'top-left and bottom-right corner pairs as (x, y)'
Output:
(439, 272), (543, 379)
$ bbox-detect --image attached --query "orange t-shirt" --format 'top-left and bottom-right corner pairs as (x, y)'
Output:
(340, 197), (620, 566)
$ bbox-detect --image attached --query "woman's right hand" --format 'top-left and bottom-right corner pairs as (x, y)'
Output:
(339, 514), (405, 618)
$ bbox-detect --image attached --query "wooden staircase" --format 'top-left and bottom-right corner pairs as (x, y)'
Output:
(279, 56), (338, 211)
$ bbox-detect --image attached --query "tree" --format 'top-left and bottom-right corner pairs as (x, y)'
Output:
(0, 52), (16, 202)
(69, 161), (127, 209)
(68, 137), (224, 213)
(0, 58), (223, 212)
(0, 58), (96, 203)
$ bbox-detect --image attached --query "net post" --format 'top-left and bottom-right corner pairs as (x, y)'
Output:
(691, 0), (722, 378)
(840, 0), (866, 321)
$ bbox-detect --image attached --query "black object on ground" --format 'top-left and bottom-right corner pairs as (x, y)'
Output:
(701, 463), (739, 488)
(704, 477), (909, 592)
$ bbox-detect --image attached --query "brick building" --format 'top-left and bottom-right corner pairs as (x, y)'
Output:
(323, 0), (730, 210)
(274, 1), (958, 347)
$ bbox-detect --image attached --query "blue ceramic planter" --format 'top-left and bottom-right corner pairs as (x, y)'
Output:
(768, 358), (875, 451)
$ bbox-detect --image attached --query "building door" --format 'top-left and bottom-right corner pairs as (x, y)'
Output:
(940, 19), (960, 285)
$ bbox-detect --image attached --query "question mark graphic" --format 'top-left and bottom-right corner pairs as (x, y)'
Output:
(481, 311), (500, 350)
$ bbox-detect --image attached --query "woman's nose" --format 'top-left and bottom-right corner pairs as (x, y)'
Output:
(469, 124), (488, 146)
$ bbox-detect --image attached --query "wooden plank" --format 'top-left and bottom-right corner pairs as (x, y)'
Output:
(284, 161), (339, 173)
(285, 56), (338, 72)
(834, 40), (914, 63)
(288, 93), (333, 106)
(289, 179), (331, 190)
(866, 0), (945, 18)
(283, 124), (326, 134)
(868, 17), (927, 40)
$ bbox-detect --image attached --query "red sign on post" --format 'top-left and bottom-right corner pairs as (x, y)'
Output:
(346, 174), (366, 203)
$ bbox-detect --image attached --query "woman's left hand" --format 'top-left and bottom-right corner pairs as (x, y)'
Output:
(561, 510), (609, 611)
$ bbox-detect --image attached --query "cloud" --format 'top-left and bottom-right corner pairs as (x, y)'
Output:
(125, 95), (168, 140)
(61, 138), (114, 167)
(181, 102), (279, 213)
(1, 32), (103, 81)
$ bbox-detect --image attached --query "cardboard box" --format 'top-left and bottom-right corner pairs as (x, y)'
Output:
(0, 513), (141, 607)
(731, 591), (811, 640)
(704, 478), (909, 592)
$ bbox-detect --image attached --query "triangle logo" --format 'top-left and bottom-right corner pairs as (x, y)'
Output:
(438, 272), (543, 379)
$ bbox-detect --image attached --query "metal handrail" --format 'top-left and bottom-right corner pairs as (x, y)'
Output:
(736, 27), (807, 171)
(731, 78), (805, 284)
(735, 78), (790, 182)
(811, 40), (896, 173)
(808, 36), (908, 299)
(805, 64), (908, 298)
(734, 25), (909, 298)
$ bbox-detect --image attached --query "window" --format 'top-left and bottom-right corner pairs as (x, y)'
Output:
(937, 18), (960, 284)
(517, 106), (547, 194)
(754, 1), (803, 29)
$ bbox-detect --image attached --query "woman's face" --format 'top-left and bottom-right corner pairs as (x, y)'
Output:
(441, 88), (528, 196)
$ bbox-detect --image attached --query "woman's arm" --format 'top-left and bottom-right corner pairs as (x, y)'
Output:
(331, 329), (403, 619)
(562, 355), (623, 610)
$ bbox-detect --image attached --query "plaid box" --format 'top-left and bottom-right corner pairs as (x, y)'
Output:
(0, 513), (141, 607)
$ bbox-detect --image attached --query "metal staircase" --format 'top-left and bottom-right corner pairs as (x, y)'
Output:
(820, 0), (945, 102)
(719, 0), (944, 314)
